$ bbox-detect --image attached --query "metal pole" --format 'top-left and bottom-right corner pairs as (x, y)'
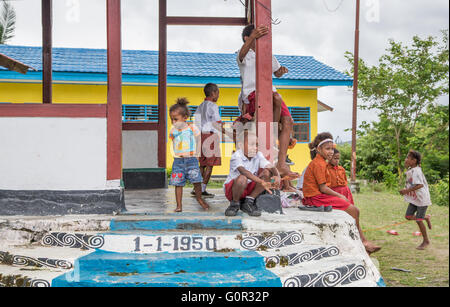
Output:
(351, 0), (360, 183)
(255, 0), (274, 162)
(158, 0), (167, 169)
(106, 0), (123, 181)
(42, 0), (52, 104)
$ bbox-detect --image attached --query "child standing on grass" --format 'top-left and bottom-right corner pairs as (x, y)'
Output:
(400, 150), (432, 250)
(328, 148), (354, 205)
(169, 98), (210, 213)
(302, 132), (381, 255)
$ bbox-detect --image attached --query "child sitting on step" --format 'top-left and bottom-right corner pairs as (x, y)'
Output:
(169, 98), (210, 213)
(223, 129), (281, 217)
(400, 150), (432, 250)
(302, 132), (381, 255)
(327, 148), (354, 205)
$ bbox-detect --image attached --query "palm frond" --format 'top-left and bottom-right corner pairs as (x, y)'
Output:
(0, 0), (16, 44)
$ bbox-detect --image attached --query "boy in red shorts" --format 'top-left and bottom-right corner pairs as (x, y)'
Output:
(223, 130), (281, 217)
(237, 24), (295, 178)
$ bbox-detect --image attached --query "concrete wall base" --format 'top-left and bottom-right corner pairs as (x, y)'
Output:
(0, 189), (126, 216)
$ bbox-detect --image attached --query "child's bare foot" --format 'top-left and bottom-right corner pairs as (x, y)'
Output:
(198, 200), (210, 211)
(425, 215), (432, 230)
(417, 241), (430, 250)
(277, 162), (298, 178)
(364, 241), (381, 255)
(174, 207), (182, 213)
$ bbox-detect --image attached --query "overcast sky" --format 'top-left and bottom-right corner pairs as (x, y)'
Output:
(7, 0), (449, 142)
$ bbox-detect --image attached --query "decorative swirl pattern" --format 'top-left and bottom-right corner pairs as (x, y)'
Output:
(1, 251), (73, 270)
(266, 246), (340, 267)
(42, 232), (104, 250)
(240, 231), (304, 251)
(283, 264), (367, 287)
(30, 279), (51, 288)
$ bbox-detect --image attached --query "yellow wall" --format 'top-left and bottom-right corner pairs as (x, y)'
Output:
(0, 82), (317, 176)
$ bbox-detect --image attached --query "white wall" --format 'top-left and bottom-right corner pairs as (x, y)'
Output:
(0, 117), (108, 191)
(122, 130), (158, 169)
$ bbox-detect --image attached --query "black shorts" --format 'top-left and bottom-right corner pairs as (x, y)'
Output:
(405, 203), (428, 221)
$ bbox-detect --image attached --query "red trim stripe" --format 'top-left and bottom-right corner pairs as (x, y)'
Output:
(0, 104), (107, 117)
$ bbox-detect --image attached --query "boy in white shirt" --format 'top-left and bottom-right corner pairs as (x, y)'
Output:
(400, 150), (433, 250)
(194, 83), (223, 198)
(237, 24), (296, 178)
(224, 130), (281, 217)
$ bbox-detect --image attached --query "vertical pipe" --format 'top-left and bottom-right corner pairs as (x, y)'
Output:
(158, 0), (167, 169)
(106, 0), (123, 181)
(255, 0), (274, 162)
(42, 0), (52, 104)
(351, 0), (360, 183)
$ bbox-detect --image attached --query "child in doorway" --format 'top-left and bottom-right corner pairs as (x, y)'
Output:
(223, 129), (281, 217)
(400, 150), (433, 250)
(193, 83), (223, 198)
(169, 98), (210, 213)
(328, 148), (354, 205)
(236, 24), (296, 178)
(302, 132), (381, 255)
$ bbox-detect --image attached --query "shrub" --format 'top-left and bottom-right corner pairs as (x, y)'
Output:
(430, 174), (449, 207)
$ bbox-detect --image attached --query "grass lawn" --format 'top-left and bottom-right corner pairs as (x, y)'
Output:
(355, 191), (449, 287)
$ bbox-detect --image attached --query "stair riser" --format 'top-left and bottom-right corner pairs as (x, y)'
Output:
(110, 219), (243, 231)
(77, 254), (265, 275)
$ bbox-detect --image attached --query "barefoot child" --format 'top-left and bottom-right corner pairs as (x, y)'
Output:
(224, 130), (281, 217)
(169, 98), (210, 213)
(328, 148), (354, 205)
(302, 132), (381, 255)
(237, 24), (296, 177)
(400, 150), (432, 250)
(193, 83), (223, 198)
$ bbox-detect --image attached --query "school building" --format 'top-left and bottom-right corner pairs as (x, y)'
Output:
(0, 45), (352, 189)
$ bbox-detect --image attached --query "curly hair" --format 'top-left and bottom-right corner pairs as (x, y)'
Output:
(408, 150), (422, 166)
(308, 132), (334, 160)
(169, 97), (191, 118)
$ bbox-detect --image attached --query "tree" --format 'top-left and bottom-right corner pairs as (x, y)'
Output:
(345, 30), (449, 181)
(0, 0), (16, 44)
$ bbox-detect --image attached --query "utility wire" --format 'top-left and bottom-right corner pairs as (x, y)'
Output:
(323, 0), (345, 13)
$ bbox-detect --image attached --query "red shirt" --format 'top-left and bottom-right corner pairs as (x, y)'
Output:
(303, 155), (331, 198)
(327, 164), (348, 188)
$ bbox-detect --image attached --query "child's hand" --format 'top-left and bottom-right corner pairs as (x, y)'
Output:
(275, 66), (289, 78)
(251, 25), (270, 39)
(272, 176), (282, 189)
(399, 189), (408, 196)
(261, 181), (273, 194)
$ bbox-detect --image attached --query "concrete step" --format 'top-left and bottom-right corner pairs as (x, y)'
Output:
(52, 268), (282, 287)
(270, 257), (380, 287)
(0, 246), (91, 271)
(0, 264), (59, 287)
(260, 245), (341, 268)
(75, 250), (266, 275)
(110, 215), (243, 231)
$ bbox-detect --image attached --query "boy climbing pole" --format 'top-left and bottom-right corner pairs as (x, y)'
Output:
(236, 24), (297, 178)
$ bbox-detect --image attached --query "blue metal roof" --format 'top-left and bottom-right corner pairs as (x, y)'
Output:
(0, 45), (353, 86)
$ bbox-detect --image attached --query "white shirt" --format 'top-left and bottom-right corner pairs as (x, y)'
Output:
(224, 149), (272, 186)
(236, 49), (281, 110)
(404, 166), (432, 207)
(194, 100), (222, 134)
(297, 166), (309, 190)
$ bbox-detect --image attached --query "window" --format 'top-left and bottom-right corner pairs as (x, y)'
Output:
(122, 105), (159, 122)
(289, 107), (310, 143)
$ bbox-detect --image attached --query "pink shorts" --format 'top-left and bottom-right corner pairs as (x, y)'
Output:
(302, 193), (352, 211)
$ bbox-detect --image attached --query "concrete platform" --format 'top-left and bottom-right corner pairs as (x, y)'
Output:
(0, 188), (385, 287)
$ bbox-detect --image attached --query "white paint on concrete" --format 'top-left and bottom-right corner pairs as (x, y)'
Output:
(0, 117), (108, 190)
(122, 130), (158, 169)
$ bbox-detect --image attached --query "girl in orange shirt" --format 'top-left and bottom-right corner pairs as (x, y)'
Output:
(328, 148), (354, 205)
(302, 132), (380, 255)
